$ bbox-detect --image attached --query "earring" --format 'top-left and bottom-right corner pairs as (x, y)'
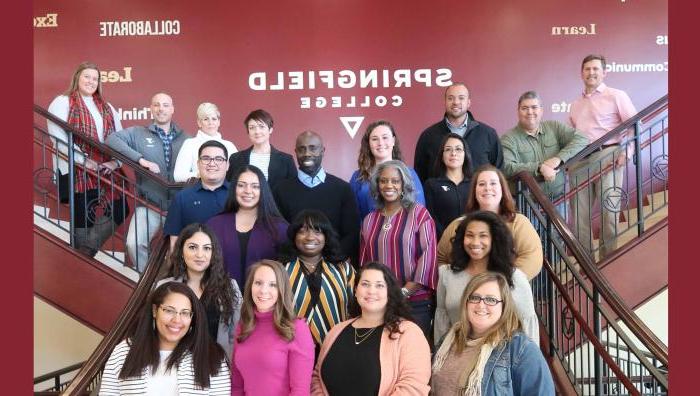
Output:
(152, 318), (156, 331)
(400, 191), (405, 199)
(187, 326), (193, 334)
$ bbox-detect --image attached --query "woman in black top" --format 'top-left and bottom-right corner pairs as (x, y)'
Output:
(424, 133), (472, 238)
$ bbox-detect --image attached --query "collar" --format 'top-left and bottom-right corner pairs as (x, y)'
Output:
(197, 180), (229, 192)
(444, 112), (469, 129)
(582, 82), (607, 97)
(195, 130), (222, 139)
(150, 122), (178, 136)
(515, 124), (542, 137)
(297, 167), (326, 188)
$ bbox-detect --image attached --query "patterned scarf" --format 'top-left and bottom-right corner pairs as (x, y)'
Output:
(66, 90), (116, 194)
(432, 324), (494, 396)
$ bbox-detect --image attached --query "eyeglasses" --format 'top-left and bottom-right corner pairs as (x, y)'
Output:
(443, 147), (465, 154)
(159, 305), (193, 320)
(467, 295), (502, 306)
(199, 156), (227, 165)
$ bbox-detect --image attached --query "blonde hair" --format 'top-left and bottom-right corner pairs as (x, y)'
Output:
(453, 272), (521, 353)
(237, 260), (297, 342)
(197, 102), (220, 120)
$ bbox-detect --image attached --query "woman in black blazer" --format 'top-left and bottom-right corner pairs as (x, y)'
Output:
(225, 109), (296, 190)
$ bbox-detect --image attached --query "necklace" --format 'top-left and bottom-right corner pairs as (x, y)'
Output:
(381, 208), (399, 230)
(299, 258), (320, 273)
(354, 326), (378, 345)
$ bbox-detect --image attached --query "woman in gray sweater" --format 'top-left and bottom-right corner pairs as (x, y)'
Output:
(434, 211), (538, 346)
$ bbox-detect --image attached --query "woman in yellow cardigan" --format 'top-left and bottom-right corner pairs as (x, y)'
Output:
(311, 262), (431, 395)
(437, 165), (543, 280)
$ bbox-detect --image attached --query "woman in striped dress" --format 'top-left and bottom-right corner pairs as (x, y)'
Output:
(281, 209), (356, 356)
(359, 160), (438, 337)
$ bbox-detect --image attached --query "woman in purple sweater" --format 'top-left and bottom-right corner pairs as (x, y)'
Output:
(207, 165), (288, 287)
(232, 259), (315, 395)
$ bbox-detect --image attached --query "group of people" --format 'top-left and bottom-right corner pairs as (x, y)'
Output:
(45, 52), (637, 395)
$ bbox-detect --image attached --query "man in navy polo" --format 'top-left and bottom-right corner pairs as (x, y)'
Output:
(164, 140), (230, 250)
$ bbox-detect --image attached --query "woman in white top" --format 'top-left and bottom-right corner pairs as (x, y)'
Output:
(434, 210), (539, 346)
(100, 282), (230, 395)
(173, 102), (237, 182)
(47, 62), (127, 257)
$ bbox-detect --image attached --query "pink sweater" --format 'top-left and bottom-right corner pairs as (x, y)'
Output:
(311, 319), (432, 395)
(232, 310), (314, 396)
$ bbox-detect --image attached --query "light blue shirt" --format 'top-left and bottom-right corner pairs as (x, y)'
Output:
(297, 167), (326, 188)
(445, 115), (469, 137)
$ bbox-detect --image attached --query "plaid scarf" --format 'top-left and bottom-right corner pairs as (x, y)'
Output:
(154, 125), (176, 169)
(66, 91), (116, 194)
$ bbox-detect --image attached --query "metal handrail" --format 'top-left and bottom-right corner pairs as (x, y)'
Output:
(34, 361), (85, 392)
(516, 171), (668, 367)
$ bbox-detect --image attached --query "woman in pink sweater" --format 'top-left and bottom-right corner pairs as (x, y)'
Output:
(231, 260), (315, 395)
(312, 262), (432, 395)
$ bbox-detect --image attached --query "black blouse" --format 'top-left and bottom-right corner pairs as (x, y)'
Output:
(321, 323), (383, 396)
(424, 176), (471, 238)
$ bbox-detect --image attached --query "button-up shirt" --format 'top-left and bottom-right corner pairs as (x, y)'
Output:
(568, 83), (637, 145)
(445, 115), (468, 137)
(297, 167), (326, 188)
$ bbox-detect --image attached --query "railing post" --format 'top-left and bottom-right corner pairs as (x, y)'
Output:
(593, 288), (603, 395)
(544, 203), (557, 358)
(67, 132), (76, 248)
(634, 120), (644, 236)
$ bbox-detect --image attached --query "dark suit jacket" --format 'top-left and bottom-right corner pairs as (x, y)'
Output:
(225, 145), (297, 190)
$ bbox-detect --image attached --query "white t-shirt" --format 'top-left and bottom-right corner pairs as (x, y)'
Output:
(249, 152), (271, 180)
(145, 350), (178, 395)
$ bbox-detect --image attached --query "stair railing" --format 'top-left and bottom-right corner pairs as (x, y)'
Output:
(33, 104), (185, 274)
(515, 171), (668, 395)
(552, 95), (668, 261)
(33, 361), (85, 394)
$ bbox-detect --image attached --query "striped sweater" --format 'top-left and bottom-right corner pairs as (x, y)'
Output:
(285, 258), (356, 345)
(99, 339), (230, 395)
(359, 204), (438, 298)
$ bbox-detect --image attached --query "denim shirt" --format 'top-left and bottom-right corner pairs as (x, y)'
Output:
(482, 332), (555, 395)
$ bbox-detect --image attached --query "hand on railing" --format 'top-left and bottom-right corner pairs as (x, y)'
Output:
(137, 158), (161, 174)
(99, 160), (120, 175)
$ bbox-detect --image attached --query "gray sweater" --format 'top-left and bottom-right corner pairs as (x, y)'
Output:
(434, 265), (539, 346)
(106, 122), (190, 209)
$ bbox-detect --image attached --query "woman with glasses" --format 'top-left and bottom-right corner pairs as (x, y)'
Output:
(207, 165), (288, 286)
(157, 223), (242, 357)
(434, 211), (538, 346)
(100, 282), (230, 395)
(173, 102), (237, 182)
(231, 260), (314, 395)
(225, 109), (296, 191)
(437, 165), (543, 280)
(47, 62), (128, 257)
(359, 160), (437, 337)
(431, 272), (554, 395)
(424, 133), (472, 238)
(349, 120), (425, 221)
(280, 209), (356, 356)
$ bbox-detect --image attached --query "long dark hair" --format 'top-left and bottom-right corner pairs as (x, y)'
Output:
(449, 211), (515, 286)
(120, 282), (226, 389)
(168, 223), (238, 325)
(223, 164), (284, 238)
(279, 209), (347, 264)
(237, 260), (298, 342)
(356, 120), (404, 181)
(349, 262), (413, 339)
(432, 132), (472, 180)
(465, 165), (517, 222)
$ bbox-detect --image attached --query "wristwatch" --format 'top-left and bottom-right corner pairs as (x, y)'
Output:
(401, 287), (410, 297)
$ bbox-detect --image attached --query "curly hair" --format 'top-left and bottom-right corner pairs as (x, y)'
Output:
(278, 209), (347, 264)
(356, 120), (404, 181)
(120, 282), (226, 389)
(349, 262), (413, 339)
(237, 260), (298, 343)
(432, 132), (473, 180)
(369, 160), (417, 210)
(465, 165), (517, 222)
(167, 223), (238, 325)
(449, 211), (515, 287)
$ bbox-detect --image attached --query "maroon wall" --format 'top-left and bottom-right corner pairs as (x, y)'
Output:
(33, 0), (668, 180)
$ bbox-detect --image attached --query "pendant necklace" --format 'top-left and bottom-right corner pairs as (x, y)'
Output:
(354, 326), (378, 345)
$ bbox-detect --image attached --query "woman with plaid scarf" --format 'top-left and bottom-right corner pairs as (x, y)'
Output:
(47, 62), (129, 257)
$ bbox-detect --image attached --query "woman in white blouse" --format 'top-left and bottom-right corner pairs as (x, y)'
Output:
(173, 102), (237, 182)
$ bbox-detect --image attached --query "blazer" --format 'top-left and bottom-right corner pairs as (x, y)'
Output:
(312, 319), (432, 395)
(225, 145), (296, 190)
(99, 339), (230, 395)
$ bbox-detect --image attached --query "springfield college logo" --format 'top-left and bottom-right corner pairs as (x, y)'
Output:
(248, 68), (453, 138)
